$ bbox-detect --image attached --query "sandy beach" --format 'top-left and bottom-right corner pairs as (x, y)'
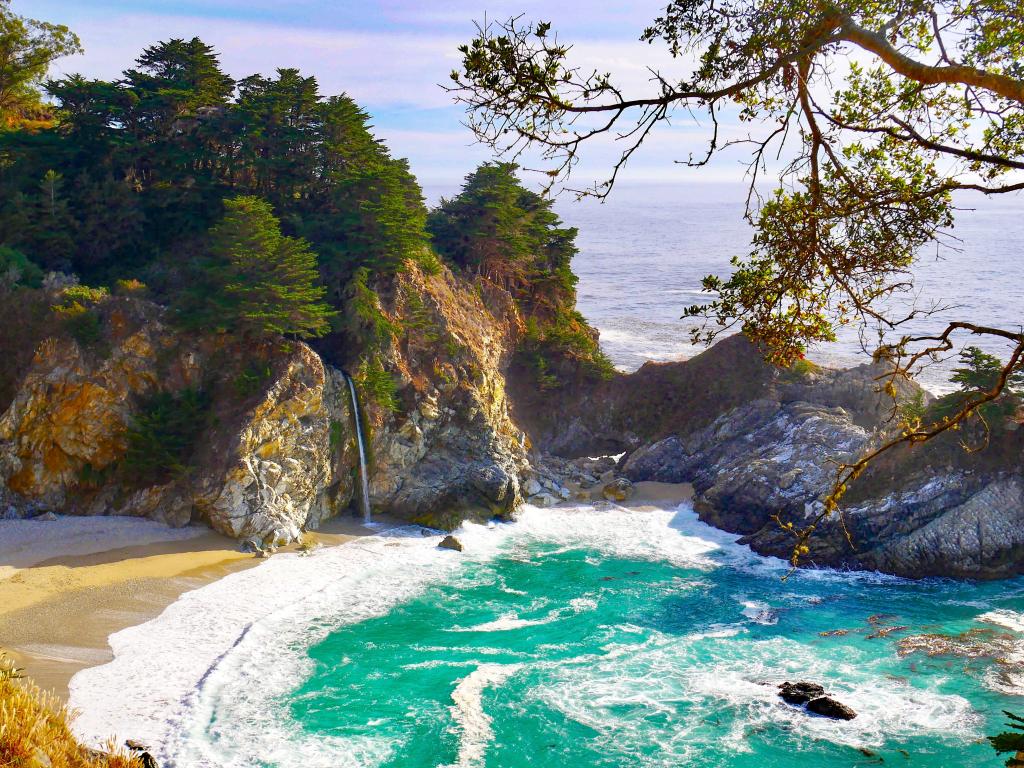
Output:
(0, 485), (693, 703)
(0, 515), (378, 700)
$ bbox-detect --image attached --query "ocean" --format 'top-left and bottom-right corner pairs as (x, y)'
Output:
(63, 182), (1024, 767)
(70, 505), (1024, 767)
(431, 181), (1024, 392)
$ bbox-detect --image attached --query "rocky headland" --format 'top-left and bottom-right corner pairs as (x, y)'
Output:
(1, 276), (1022, 579)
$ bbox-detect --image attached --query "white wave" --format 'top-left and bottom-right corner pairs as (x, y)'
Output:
(740, 600), (779, 626)
(69, 527), (467, 766)
(453, 594), (598, 633)
(68, 502), (721, 765)
(978, 609), (1024, 633)
(66, 499), (985, 767)
(532, 628), (981, 759)
(488, 502), (723, 570)
(441, 664), (522, 768)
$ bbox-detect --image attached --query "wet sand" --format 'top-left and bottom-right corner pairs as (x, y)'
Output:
(0, 516), (383, 700)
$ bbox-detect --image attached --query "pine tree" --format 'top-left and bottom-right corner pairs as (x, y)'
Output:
(181, 195), (333, 339)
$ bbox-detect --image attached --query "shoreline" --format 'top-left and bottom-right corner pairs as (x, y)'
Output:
(0, 483), (692, 708)
(0, 514), (388, 700)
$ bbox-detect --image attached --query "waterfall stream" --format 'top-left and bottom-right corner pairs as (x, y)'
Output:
(344, 373), (372, 523)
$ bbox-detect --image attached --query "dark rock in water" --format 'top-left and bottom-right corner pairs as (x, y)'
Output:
(778, 681), (857, 720)
(778, 681), (825, 705)
(602, 477), (634, 502)
(438, 535), (464, 552)
(806, 696), (857, 720)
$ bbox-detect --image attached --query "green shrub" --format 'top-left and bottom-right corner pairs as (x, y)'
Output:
(356, 356), (399, 412)
(347, 267), (400, 349)
(114, 277), (148, 296)
(0, 246), (44, 288)
(898, 389), (927, 426)
(123, 388), (211, 485)
(927, 346), (1024, 429)
(231, 359), (273, 398)
(59, 303), (103, 348)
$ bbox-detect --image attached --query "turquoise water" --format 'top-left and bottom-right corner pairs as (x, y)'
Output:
(187, 505), (1024, 767)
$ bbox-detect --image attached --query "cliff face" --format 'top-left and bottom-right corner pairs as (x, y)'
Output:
(609, 337), (1024, 579)
(0, 263), (531, 541)
(347, 263), (530, 528)
(0, 295), (357, 545)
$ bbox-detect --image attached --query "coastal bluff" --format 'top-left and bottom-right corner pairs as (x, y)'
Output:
(531, 335), (1024, 580)
(0, 262), (529, 547)
(1, 281), (1022, 578)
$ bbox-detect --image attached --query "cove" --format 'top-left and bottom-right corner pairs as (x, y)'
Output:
(106, 505), (1024, 767)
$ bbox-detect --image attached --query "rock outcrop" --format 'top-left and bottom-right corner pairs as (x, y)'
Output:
(0, 295), (359, 544)
(610, 338), (1024, 579)
(350, 264), (530, 528)
(0, 263), (532, 541)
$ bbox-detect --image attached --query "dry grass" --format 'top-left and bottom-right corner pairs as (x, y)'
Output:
(0, 654), (141, 768)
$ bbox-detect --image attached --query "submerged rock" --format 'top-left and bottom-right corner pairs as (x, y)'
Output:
(438, 535), (464, 552)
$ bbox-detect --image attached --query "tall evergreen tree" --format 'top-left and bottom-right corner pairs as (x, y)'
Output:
(124, 37), (234, 132)
(181, 195), (333, 339)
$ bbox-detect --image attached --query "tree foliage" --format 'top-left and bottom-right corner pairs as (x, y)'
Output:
(0, 37), (429, 291)
(123, 388), (210, 486)
(430, 162), (613, 385)
(990, 711), (1024, 767)
(0, 1), (81, 125)
(179, 196), (334, 339)
(449, 0), (1024, 537)
(931, 346), (1024, 425)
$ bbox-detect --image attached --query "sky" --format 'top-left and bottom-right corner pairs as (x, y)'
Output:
(20, 0), (756, 194)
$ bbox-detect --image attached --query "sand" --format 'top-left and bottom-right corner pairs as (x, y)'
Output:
(0, 483), (694, 703)
(0, 515), (379, 700)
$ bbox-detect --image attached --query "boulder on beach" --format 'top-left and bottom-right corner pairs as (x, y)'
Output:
(602, 477), (634, 503)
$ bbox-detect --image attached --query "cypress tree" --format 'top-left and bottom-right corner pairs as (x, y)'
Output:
(182, 195), (334, 339)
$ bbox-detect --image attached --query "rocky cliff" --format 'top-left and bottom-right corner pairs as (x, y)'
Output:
(342, 263), (530, 529)
(606, 338), (1024, 579)
(0, 263), (532, 543)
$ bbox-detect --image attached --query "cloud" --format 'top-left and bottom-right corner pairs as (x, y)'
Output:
(30, 1), (757, 185)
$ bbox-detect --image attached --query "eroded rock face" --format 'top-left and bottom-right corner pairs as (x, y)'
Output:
(187, 346), (355, 545)
(623, 399), (870, 534)
(355, 264), (530, 528)
(614, 335), (1024, 579)
(0, 298), (359, 543)
(0, 265), (533, 540)
(0, 330), (163, 509)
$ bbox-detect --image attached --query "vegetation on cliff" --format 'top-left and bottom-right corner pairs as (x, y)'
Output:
(429, 162), (614, 389)
(0, 6), (605, 400)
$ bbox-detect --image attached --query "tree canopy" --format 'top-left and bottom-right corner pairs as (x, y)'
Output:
(430, 163), (613, 386)
(0, 37), (430, 288)
(180, 195), (334, 339)
(0, 1), (80, 126)
(449, 0), (1024, 508)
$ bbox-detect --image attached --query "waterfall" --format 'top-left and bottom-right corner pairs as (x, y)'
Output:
(344, 373), (372, 523)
